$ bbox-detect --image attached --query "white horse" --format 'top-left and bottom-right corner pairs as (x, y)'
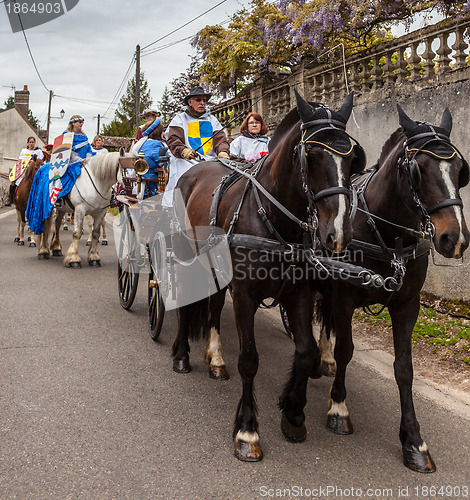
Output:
(37, 151), (127, 268)
(86, 214), (107, 246)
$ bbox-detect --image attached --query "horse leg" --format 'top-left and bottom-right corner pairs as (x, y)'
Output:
(172, 305), (193, 373)
(204, 289), (229, 380)
(86, 214), (93, 246)
(15, 210), (21, 243)
(37, 216), (52, 259)
(88, 212), (105, 267)
(319, 324), (336, 376)
(388, 297), (436, 473)
(28, 225), (36, 247)
(101, 218), (108, 245)
(64, 211), (84, 268)
(17, 211), (25, 246)
(279, 288), (318, 443)
(173, 298), (209, 373)
(233, 290), (263, 462)
(50, 212), (64, 257)
(326, 307), (355, 435)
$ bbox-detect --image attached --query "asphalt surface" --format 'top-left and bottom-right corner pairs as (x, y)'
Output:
(1, 206), (469, 500)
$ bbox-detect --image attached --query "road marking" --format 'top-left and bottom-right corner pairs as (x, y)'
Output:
(0, 209), (15, 219)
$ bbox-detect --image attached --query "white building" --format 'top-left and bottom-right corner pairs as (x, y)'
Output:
(0, 85), (46, 175)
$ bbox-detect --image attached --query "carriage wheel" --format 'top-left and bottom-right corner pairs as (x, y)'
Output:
(118, 213), (140, 310)
(148, 231), (166, 340)
(279, 304), (294, 340)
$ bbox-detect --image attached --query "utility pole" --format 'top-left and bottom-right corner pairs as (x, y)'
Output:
(97, 114), (101, 135)
(135, 44), (140, 130)
(46, 89), (53, 143)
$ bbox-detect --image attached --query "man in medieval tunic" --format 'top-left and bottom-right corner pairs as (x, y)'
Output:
(162, 86), (230, 207)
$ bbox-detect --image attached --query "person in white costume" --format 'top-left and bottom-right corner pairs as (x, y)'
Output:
(13, 136), (44, 188)
(92, 135), (108, 155)
(229, 112), (270, 163)
(162, 86), (230, 207)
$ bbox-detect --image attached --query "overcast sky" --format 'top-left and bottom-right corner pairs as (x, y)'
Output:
(1, 1), (443, 144)
(0, 0), (249, 142)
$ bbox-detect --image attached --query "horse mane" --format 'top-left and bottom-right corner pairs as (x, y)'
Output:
(268, 107), (301, 153)
(86, 151), (120, 185)
(375, 128), (405, 169)
(24, 157), (43, 181)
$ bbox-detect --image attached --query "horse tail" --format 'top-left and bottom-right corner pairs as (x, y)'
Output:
(180, 297), (210, 343)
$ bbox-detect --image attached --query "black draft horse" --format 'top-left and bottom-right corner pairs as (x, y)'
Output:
(317, 104), (469, 472)
(171, 91), (366, 461)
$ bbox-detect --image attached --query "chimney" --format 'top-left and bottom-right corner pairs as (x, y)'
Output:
(15, 85), (30, 117)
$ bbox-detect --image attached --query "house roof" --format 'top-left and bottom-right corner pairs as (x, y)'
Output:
(102, 136), (133, 150)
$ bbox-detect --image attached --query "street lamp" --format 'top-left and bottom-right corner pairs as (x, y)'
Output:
(47, 108), (65, 142)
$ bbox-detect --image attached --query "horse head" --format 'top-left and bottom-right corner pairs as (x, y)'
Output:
(292, 90), (366, 253)
(24, 154), (44, 181)
(397, 104), (470, 258)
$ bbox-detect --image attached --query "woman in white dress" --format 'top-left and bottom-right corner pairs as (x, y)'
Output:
(92, 135), (108, 155)
(229, 112), (270, 163)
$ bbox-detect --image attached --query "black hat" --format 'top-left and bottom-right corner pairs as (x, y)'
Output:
(184, 86), (212, 105)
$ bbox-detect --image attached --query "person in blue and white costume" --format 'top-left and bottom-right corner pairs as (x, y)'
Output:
(131, 118), (166, 197)
(26, 115), (96, 235)
(162, 86), (230, 207)
(67, 115), (95, 163)
(229, 112), (270, 163)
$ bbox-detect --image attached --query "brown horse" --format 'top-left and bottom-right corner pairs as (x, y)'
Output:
(14, 155), (44, 247)
(316, 105), (469, 473)
(170, 91), (366, 461)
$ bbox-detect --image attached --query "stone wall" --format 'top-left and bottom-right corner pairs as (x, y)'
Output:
(212, 15), (470, 301)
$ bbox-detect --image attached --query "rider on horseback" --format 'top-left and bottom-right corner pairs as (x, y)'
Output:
(67, 115), (96, 164)
(26, 115), (96, 234)
(162, 86), (230, 206)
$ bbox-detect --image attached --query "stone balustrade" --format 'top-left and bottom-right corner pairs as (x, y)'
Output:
(212, 16), (470, 133)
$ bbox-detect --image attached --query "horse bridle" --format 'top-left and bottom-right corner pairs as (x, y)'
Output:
(295, 110), (363, 239)
(400, 127), (468, 235)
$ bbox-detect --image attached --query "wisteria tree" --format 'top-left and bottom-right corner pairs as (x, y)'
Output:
(194, 0), (469, 93)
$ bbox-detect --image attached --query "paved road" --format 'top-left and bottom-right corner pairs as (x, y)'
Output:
(1, 206), (469, 499)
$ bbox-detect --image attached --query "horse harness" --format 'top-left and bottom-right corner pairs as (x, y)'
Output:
(57, 164), (116, 212)
(194, 118), (374, 304)
(347, 127), (468, 299)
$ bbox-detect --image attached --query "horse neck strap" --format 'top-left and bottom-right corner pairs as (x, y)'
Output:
(217, 157), (314, 232)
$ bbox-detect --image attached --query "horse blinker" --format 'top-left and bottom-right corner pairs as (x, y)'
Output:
(459, 159), (469, 188)
(351, 145), (366, 174)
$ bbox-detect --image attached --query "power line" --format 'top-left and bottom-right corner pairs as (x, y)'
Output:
(141, 18), (231, 57)
(141, 35), (195, 57)
(55, 95), (116, 105)
(141, 0), (228, 51)
(12, 0), (49, 92)
(102, 54), (136, 120)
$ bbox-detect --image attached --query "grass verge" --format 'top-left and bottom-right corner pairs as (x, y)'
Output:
(354, 305), (470, 366)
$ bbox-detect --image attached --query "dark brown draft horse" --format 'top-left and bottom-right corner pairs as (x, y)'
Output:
(171, 91), (366, 461)
(317, 105), (469, 473)
(14, 155), (44, 247)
